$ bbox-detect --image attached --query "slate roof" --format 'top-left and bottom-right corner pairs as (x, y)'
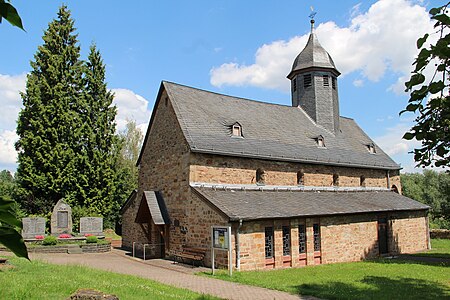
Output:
(161, 81), (400, 170)
(287, 30), (339, 78)
(192, 186), (429, 221)
(135, 191), (170, 225)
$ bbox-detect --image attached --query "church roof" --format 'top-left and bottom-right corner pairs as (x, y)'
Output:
(154, 81), (400, 170)
(288, 29), (339, 78)
(192, 186), (429, 221)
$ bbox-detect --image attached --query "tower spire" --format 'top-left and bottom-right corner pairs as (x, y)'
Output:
(309, 7), (316, 33)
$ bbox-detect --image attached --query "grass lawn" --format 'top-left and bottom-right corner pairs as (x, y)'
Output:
(411, 239), (450, 259)
(205, 257), (449, 299)
(0, 257), (218, 300)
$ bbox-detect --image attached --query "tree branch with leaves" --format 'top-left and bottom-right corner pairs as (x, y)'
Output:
(0, 0), (24, 30)
(402, 2), (450, 168)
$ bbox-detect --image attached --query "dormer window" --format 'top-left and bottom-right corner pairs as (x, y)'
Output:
(367, 143), (376, 154)
(231, 122), (243, 137)
(316, 135), (325, 148)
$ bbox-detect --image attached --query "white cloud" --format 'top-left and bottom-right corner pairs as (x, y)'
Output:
(210, 0), (433, 92)
(0, 73), (26, 130)
(0, 130), (18, 166)
(353, 79), (364, 87)
(111, 88), (151, 135)
(374, 122), (421, 172)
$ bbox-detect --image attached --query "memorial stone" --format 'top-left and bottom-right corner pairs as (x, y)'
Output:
(50, 199), (72, 235)
(80, 217), (103, 236)
(21, 217), (46, 239)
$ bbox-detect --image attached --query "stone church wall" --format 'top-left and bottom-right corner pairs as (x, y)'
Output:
(190, 153), (401, 191)
(235, 211), (428, 271)
(122, 90), (191, 255)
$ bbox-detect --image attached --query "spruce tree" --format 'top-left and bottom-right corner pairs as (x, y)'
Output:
(80, 44), (118, 225)
(16, 5), (84, 213)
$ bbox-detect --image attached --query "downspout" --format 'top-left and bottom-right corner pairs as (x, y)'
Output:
(386, 170), (390, 189)
(236, 219), (243, 270)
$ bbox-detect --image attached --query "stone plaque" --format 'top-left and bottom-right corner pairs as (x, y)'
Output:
(50, 199), (72, 235)
(80, 217), (103, 235)
(22, 217), (46, 239)
(57, 211), (68, 228)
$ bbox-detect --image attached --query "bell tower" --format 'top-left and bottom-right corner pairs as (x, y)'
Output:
(287, 19), (341, 133)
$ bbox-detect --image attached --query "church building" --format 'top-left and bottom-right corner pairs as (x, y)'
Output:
(121, 19), (430, 270)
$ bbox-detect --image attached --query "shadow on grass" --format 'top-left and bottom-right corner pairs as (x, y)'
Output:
(371, 256), (450, 267)
(297, 276), (449, 300)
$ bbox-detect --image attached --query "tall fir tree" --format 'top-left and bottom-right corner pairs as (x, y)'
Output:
(16, 5), (84, 214)
(79, 44), (118, 225)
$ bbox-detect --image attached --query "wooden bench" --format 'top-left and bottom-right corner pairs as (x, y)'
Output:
(173, 247), (206, 266)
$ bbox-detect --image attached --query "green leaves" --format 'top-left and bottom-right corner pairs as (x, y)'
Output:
(417, 33), (429, 49)
(402, 2), (450, 169)
(0, 197), (28, 259)
(0, 1), (24, 30)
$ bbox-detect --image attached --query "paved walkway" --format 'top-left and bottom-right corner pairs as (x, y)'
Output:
(31, 248), (318, 300)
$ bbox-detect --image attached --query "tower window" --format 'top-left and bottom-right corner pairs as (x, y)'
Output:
(323, 75), (329, 87)
(256, 168), (265, 185)
(304, 74), (312, 88)
(332, 77), (336, 90)
(333, 173), (339, 186)
(293, 78), (297, 92)
(297, 170), (305, 185)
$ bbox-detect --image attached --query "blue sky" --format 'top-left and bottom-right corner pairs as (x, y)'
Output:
(0, 0), (444, 173)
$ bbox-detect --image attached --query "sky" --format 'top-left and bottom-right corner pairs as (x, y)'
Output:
(0, 0), (445, 173)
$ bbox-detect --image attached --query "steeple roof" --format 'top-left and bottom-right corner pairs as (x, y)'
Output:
(287, 21), (340, 79)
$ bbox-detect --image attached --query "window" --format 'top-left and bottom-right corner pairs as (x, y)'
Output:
(313, 223), (321, 251)
(333, 173), (339, 186)
(367, 144), (376, 154)
(256, 168), (265, 185)
(332, 77), (336, 89)
(316, 136), (325, 148)
(232, 124), (242, 137)
(304, 74), (312, 88)
(298, 224), (306, 254)
(293, 78), (297, 92)
(164, 97), (168, 106)
(323, 75), (329, 87)
(297, 170), (305, 185)
(360, 175), (366, 187)
(265, 227), (274, 258)
(282, 226), (291, 256)
(391, 185), (399, 194)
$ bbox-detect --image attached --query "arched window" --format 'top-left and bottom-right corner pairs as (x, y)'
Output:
(256, 168), (265, 185)
(391, 185), (399, 194)
(333, 173), (339, 186)
(297, 170), (305, 185)
(360, 175), (366, 187)
(231, 122), (243, 137)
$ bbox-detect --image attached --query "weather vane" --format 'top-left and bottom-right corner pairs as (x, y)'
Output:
(309, 6), (317, 20)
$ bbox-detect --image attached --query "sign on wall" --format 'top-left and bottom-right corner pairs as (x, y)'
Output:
(211, 225), (232, 276)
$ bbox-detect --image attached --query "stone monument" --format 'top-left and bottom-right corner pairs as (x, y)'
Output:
(22, 217), (46, 239)
(80, 217), (103, 236)
(51, 199), (72, 235)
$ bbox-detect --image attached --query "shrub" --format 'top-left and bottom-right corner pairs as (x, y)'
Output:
(42, 236), (57, 246)
(86, 235), (98, 244)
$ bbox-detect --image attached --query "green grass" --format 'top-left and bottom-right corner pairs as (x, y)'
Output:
(204, 258), (449, 300)
(411, 239), (450, 259)
(0, 257), (218, 300)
